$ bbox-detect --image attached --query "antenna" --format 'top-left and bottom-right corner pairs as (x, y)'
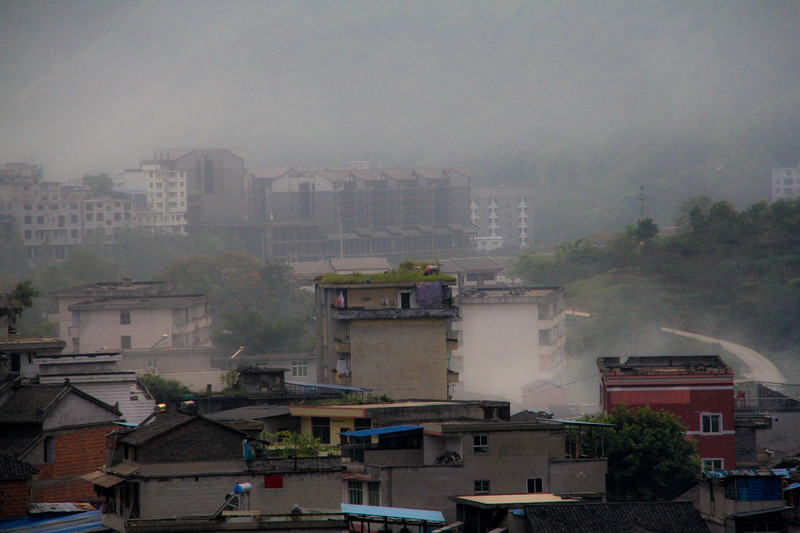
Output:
(636, 185), (650, 221)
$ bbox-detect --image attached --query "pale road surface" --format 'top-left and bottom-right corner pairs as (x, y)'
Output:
(659, 327), (786, 384)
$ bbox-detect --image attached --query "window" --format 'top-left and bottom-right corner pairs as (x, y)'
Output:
(121, 335), (132, 349)
(37, 216), (44, 224)
(312, 417), (331, 443)
(24, 216), (31, 224)
(527, 477), (543, 493)
(702, 459), (723, 471)
(120, 311), (131, 325)
(44, 436), (56, 463)
(368, 481), (380, 506)
(473, 434), (488, 454)
(348, 480), (363, 504)
(71, 337), (80, 352)
(474, 480), (490, 494)
(701, 413), (721, 433)
(292, 361), (308, 377)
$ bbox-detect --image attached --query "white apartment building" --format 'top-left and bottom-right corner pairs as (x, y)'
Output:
(470, 187), (533, 250)
(116, 165), (187, 234)
(772, 164), (800, 201)
(450, 286), (565, 411)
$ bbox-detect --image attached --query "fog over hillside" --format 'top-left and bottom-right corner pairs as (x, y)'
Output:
(2, 1), (800, 241)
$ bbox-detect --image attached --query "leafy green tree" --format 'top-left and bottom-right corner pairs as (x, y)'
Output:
(585, 405), (699, 502)
(139, 373), (191, 403)
(82, 173), (113, 196)
(672, 196), (713, 231)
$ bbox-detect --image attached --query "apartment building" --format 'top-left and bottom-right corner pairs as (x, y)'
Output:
(314, 276), (459, 400)
(598, 355), (737, 470)
(251, 167), (474, 261)
(116, 164), (188, 234)
(48, 281), (211, 353)
(450, 286), (566, 410)
(470, 187), (533, 251)
(771, 164), (800, 201)
(145, 148), (247, 225)
(338, 418), (607, 521)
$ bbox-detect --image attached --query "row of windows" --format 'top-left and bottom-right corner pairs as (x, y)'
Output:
(474, 477), (542, 495)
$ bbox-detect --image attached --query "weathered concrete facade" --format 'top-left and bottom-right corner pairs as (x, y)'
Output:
(315, 280), (458, 400)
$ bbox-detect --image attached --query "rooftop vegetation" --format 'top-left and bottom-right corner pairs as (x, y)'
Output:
(318, 260), (455, 284)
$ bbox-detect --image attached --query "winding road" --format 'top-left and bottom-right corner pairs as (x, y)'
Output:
(659, 327), (786, 383)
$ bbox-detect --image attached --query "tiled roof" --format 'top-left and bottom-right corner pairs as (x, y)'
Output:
(117, 410), (195, 446)
(0, 453), (38, 481)
(524, 502), (710, 533)
(0, 383), (121, 423)
(0, 385), (68, 423)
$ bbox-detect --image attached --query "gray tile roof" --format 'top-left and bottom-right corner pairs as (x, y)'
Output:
(0, 383), (121, 424)
(524, 502), (710, 533)
(0, 385), (68, 423)
(0, 453), (38, 481)
(117, 410), (195, 446)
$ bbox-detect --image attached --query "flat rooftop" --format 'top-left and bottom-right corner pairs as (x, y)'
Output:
(597, 355), (731, 374)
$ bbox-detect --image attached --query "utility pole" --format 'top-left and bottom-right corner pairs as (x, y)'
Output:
(636, 185), (650, 221)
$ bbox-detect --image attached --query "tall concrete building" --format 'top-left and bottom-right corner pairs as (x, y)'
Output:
(470, 187), (533, 251)
(450, 286), (566, 410)
(250, 167), (475, 261)
(146, 148), (247, 225)
(314, 276), (459, 400)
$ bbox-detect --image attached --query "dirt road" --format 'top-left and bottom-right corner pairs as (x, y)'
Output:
(660, 327), (786, 383)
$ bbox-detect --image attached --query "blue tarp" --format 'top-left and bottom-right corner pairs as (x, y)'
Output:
(0, 510), (104, 533)
(339, 425), (422, 438)
(342, 504), (445, 524)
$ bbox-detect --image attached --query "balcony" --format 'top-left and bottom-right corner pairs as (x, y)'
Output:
(332, 307), (459, 321)
(446, 337), (459, 350)
(334, 338), (351, 353)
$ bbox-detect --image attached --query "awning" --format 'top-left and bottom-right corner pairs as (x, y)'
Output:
(339, 425), (422, 438)
(342, 504), (445, 524)
(731, 506), (792, 518)
(82, 470), (126, 488)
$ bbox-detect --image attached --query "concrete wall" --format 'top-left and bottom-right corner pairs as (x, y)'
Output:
(351, 319), (448, 400)
(136, 468), (342, 518)
(453, 301), (564, 408)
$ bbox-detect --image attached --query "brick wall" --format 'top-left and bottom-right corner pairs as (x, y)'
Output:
(0, 480), (31, 518)
(31, 423), (116, 502)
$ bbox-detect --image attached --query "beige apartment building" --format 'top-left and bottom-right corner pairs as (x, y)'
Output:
(315, 277), (459, 400)
(49, 281), (211, 353)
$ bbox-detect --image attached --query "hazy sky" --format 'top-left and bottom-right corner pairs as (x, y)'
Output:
(2, 0), (799, 181)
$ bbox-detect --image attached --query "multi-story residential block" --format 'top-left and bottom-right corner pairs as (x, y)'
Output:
(116, 164), (188, 234)
(598, 355), (737, 470)
(145, 148), (247, 225)
(337, 418), (607, 521)
(314, 276), (459, 400)
(289, 399), (511, 445)
(450, 286), (566, 410)
(470, 187), (533, 251)
(0, 381), (121, 503)
(48, 280), (211, 353)
(250, 167), (474, 261)
(771, 164), (800, 201)
(86, 408), (343, 531)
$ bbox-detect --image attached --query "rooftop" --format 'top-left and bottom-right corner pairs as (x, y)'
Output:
(0, 383), (121, 423)
(69, 294), (207, 311)
(597, 355), (731, 375)
(523, 501), (709, 533)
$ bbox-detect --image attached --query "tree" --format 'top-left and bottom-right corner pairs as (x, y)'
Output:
(82, 173), (113, 196)
(139, 373), (191, 403)
(585, 405), (699, 502)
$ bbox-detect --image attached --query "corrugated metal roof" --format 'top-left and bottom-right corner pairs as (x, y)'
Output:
(339, 425), (422, 438)
(82, 470), (126, 488)
(0, 509), (103, 532)
(341, 504), (445, 524)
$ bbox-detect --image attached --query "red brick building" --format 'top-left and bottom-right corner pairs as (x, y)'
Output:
(597, 355), (736, 471)
(0, 454), (39, 518)
(0, 382), (121, 506)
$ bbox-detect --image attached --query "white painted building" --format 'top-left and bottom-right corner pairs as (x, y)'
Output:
(116, 165), (188, 234)
(771, 164), (800, 201)
(470, 187), (533, 250)
(450, 286), (566, 411)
